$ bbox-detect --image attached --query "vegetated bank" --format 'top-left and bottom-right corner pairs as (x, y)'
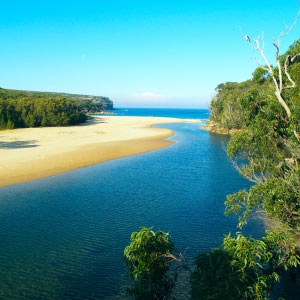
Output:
(124, 39), (300, 299)
(0, 88), (113, 129)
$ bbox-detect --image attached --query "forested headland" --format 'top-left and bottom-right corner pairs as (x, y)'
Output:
(123, 38), (300, 299)
(0, 88), (113, 129)
(206, 39), (300, 135)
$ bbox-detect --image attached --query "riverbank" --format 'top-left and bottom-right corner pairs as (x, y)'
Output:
(201, 120), (242, 135)
(0, 116), (201, 188)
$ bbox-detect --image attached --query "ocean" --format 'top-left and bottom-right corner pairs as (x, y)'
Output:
(108, 107), (210, 120)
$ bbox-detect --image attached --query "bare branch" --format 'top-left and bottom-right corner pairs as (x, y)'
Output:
(231, 160), (264, 184)
(291, 53), (300, 62)
(247, 38), (259, 50)
(241, 4), (300, 141)
(278, 4), (300, 41)
(284, 55), (296, 89)
(250, 56), (269, 71)
(271, 35), (278, 46)
(283, 22), (289, 31)
(162, 253), (183, 264)
(270, 35), (283, 91)
(240, 26), (260, 50)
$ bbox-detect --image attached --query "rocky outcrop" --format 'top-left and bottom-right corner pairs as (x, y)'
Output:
(201, 121), (242, 135)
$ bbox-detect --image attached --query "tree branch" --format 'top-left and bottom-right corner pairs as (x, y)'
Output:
(284, 52), (300, 91)
(278, 5), (300, 42)
(242, 4), (300, 140)
(250, 57), (269, 71)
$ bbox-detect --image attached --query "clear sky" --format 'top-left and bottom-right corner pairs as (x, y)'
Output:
(0, 0), (299, 108)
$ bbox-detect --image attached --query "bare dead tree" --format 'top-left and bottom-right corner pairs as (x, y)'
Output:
(241, 3), (300, 142)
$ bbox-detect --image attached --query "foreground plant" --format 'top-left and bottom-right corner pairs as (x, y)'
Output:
(191, 231), (299, 300)
(124, 227), (178, 300)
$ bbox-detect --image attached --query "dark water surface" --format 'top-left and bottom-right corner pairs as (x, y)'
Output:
(0, 109), (265, 299)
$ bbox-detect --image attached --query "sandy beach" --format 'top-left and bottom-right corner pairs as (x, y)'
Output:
(0, 116), (200, 188)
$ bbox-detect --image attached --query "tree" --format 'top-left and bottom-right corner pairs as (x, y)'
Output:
(225, 6), (300, 236)
(191, 231), (299, 300)
(0, 90), (88, 129)
(241, 4), (300, 141)
(124, 227), (181, 300)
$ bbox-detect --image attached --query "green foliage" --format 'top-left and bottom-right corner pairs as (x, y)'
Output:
(252, 67), (270, 84)
(191, 248), (244, 299)
(207, 38), (300, 298)
(0, 88), (115, 130)
(191, 231), (299, 300)
(209, 80), (266, 129)
(220, 39), (300, 235)
(0, 89), (88, 129)
(0, 88), (113, 111)
(225, 168), (300, 233)
(208, 39), (300, 134)
(124, 227), (176, 300)
(77, 99), (110, 113)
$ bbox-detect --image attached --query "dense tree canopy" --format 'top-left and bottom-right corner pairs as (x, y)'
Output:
(191, 231), (298, 300)
(222, 40), (300, 234)
(0, 88), (114, 129)
(207, 38), (300, 298)
(0, 96), (87, 129)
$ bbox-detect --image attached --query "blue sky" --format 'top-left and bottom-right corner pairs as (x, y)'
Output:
(0, 0), (299, 108)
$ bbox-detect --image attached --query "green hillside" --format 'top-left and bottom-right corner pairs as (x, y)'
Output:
(0, 88), (114, 111)
(207, 39), (300, 133)
(0, 87), (114, 129)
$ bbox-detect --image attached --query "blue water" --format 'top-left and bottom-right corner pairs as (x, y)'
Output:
(0, 109), (265, 299)
(109, 107), (209, 120)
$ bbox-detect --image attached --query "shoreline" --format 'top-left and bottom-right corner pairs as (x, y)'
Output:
(201, 120), (242, 135)
(0, 116), (201, 188)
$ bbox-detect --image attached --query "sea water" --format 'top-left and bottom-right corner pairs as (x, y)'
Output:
(0, 108), (265, 299)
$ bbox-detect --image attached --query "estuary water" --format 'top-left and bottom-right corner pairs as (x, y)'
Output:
(0, 108), (265, 299)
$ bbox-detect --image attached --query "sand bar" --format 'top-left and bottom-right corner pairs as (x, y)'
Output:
(0, 116), (201, 188)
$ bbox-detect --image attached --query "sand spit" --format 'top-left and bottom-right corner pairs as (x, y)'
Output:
(0, 116), (201, 188)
